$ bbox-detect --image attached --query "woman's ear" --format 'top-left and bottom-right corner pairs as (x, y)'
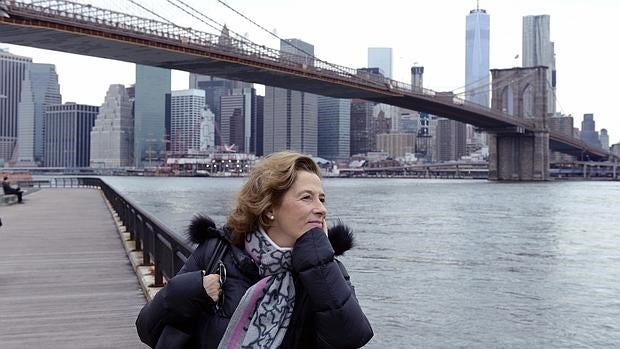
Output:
(265, 208), (275, 221)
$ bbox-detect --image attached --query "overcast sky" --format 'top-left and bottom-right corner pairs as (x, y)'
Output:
(3, 0), (619, 143)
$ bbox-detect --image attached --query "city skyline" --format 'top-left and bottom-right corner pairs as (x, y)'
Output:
(1, 0), (619, 143)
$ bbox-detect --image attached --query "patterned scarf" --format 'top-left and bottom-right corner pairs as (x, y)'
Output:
(217, 227), (295, 349)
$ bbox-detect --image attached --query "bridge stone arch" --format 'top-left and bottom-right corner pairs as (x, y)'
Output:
(500, 85), (514, 116)
(522, 84), (535, 118)
(489, 66), (550, 180)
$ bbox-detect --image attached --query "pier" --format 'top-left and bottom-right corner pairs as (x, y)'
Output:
(0, 188), (148, 348)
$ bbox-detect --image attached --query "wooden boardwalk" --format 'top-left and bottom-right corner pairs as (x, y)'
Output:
(0, 189), (148, 348)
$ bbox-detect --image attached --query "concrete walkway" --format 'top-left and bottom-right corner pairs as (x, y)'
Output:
(0, 189), (148, 348)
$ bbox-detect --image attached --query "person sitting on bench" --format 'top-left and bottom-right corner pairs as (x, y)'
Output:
(2, 176), (23, 203)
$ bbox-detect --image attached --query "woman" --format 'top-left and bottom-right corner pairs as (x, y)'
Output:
(136, 151), (373, 348)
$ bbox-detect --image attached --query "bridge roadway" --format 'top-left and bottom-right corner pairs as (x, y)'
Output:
(0, 189), (147, 348)
(0, 0), (611, 161)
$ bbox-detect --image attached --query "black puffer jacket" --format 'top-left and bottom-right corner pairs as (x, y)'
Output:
(136, 216), (373, 349)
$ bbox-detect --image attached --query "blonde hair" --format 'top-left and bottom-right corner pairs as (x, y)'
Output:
(226, 151), (321, 246)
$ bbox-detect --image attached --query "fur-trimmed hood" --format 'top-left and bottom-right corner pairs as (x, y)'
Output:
(186, 215), (355, 256)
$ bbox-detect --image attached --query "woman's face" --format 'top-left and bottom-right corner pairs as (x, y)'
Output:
(266, 171), (327, 248)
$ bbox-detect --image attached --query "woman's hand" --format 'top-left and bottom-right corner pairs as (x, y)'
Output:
(202, 273), (221, 303)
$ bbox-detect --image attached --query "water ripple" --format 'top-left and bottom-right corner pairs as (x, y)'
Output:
(101, 177), (620, 349)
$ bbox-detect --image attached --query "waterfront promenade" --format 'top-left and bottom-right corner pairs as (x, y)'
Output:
(0, 189), (147, 348)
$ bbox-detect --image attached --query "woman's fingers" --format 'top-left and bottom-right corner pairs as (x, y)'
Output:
(202, 273), (221, 303)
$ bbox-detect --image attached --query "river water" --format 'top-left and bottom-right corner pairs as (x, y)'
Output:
(102, 176), (620, 348)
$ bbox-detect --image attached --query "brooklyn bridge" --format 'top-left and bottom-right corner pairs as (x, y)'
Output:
(0, 0), (615, 180)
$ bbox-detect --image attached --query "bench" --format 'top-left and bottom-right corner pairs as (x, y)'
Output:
(0, 193), (18, 205)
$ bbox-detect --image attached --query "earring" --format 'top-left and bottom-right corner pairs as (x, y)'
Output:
(269, 215), (275, 220)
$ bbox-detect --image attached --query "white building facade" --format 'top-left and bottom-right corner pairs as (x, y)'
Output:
(90, 84), (133, 168)
(199, 106), (215, 152)
(170, 89), (206, 154)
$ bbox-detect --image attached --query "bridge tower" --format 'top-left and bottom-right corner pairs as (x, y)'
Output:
(488, 66), (550, 180)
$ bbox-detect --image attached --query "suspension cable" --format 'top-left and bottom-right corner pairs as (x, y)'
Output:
(450, 74), (490, 94)
(126, 0), (173, 24)
(546, 79), (565, 115)
(215, 0), (287, 50)
(168, 0), (247, 41)
(215, 0), (371, 83)
(453, 69), (539, 98)
(165, 0), (222, 34)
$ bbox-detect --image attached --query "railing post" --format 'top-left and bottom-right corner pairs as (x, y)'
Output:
(126, 203), (134, 241)
(151, 225), (165, 287)
(133, 209), (141, 251)
(139, 217), (149, 265)
(153, 267), (164, 287)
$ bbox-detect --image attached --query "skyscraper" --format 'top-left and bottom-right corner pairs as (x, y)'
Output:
(317, 96), (350, 160)
(376, 133), (416, 159)
(90, 84), (133, 168)
(44, 103), (98, 167)
(466, 4), (490, 148)
(400, 110), (419, 134)
(134, 64), (170, 167)
(368, 48), (393, 79)
(548, 113), (575, 161)
(220, 88), (256, 153)
(264, 88), (317, 156)
(220, 94), (244, 152)
(580, 113), (601, 148)
(254, 95), (264, 156)
(189, 73), (252, 146)
(17, 63), (61, 165)
(374, 103), (400, 133)
(434, 118), (467, 162)
(0, 49), (31, 163)
(372, 106), (392, 148)
(263, 39), (318, 156)
(170, 89), (206, 154)
(522, 15), (556, 115)
(350, 99), (374, 155)
(599, 128), (609, 150)
(465, 5), (490, 107)
(281, 39), (315, 68)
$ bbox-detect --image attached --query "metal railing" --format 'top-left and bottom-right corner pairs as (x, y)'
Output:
(15, 179), (51, 188)
(49, 177), (193, 286)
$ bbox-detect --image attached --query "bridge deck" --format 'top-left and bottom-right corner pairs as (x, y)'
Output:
(0, 189), (147, 348)
(0, 5), (611, 160)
